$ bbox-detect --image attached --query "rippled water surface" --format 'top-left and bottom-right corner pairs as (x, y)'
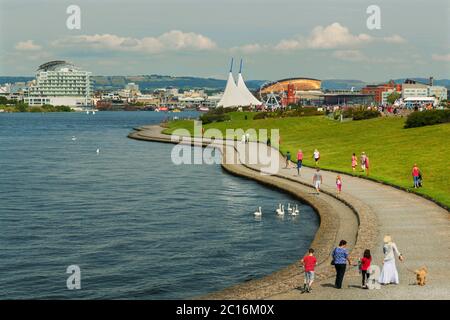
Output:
(0, 112), (319, 299)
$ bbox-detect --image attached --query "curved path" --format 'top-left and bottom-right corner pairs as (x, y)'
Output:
(129, 125), (449, 300)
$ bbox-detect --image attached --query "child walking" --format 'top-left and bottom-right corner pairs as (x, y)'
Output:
(336, 175), (342, 196)
(359, 249), (372, 289)
(300, 248), (317, 293)
(296, 149), (303, 176)
(285, 151), (291, 168)
(351, 153), (357, 173)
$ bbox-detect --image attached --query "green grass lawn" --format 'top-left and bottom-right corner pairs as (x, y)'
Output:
(164, 113), (450, 208)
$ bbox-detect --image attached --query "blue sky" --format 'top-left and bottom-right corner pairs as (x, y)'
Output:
(0, 0), (449, 82)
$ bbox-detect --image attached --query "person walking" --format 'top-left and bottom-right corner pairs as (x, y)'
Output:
(359, 249), (372, 289)
(379, 235), (404, 285)
(336, 175), (342, 196)
(300, 248), (317, 293)
(351, 153), (358, 173)
(412, 164), (421, 188)
(285, 151), (291, 169)
(360, 152), (367, 173)
(365, 154), (370, 176)
(331, 240), (351, 289)
(313, 168), (323, 194)
(296, 149), (303, 176)
(313, 149), (320, 166)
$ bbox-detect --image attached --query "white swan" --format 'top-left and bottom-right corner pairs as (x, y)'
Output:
(96, 148), (100, 154)
(292, 204), (300, 216)
(254, 207), (262, 217)
(276, 204), (285, 215)
(287, 203), (293, 213)
(275, 203), (282, 215)
(71, 136), (77, 141)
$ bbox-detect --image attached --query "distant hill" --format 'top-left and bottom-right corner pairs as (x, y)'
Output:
(92, 75), (266, 91)
(0, 76), (34, 84)
(1, 75), (448, 92)
(392, 78), (450, 87)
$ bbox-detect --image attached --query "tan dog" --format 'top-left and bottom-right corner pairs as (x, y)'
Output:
(414, 266), (428, 286)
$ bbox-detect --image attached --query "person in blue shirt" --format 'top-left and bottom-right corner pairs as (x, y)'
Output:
(332, 240), (352, 289)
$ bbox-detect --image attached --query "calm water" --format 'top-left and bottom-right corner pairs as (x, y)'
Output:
(0, 111), (318, 299)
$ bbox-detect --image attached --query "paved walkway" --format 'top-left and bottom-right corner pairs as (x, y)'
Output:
(130, 125), (450, 300)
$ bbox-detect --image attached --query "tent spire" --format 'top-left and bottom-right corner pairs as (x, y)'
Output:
(239, 59), (243, 73)
(229, 58), (234, 73)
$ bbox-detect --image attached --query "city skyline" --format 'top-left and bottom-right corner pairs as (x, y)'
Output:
(0, 0), (449, 81)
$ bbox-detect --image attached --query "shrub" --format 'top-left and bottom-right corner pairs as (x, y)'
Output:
(253, 112), (268, 120)
(352, 109), (381, 120)
(404, 109), (450, 128)
(199, 108), (231, 124)
(252, 107), (324, 120)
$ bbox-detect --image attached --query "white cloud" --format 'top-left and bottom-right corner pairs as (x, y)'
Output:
(230, 43), (267, 53)
(51, 30), (217, 53)
(275, 23), (373, 51)
(382, 34), (407, 44)
(432, 53), (450, 62)
(15, 40), (42, 51)
(332, 50), (367, 61)
(233, 23), (407, 52)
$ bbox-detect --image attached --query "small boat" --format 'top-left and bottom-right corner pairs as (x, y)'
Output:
(198, 106), (210, 112)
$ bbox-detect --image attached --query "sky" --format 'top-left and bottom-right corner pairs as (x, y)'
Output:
(0, 0), (449, 82)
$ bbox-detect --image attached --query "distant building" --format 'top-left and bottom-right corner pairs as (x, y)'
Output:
(25, 60), (92, 108)
(361, 80), (402, 105)
(323, 91), (375, 105)
(428, 86), (447, 101)
(402, 82), (428, 99)
(125, 82), (139, 92)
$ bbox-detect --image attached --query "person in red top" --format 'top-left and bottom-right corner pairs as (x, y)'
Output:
(359, 249), (372, 289)
(365, 155), (370, 176)
(412, 164), (421, 188)
(300, 248), (317, 293)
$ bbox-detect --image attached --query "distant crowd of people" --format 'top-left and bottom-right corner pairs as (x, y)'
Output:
(283, 148), (423, 193)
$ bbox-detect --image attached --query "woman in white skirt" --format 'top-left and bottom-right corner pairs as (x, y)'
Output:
(379, 235), (404, 284)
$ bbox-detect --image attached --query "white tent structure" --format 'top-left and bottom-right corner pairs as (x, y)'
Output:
(236, 59), (261, 106)
(217, 58), (261, 108)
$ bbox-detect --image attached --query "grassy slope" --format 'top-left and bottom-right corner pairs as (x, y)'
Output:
(164, 113), (450, 208)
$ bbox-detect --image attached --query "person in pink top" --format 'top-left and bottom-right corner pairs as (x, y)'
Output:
(296, 149), (303, 176)
(336, 175), (342, 196)
(351, 153), (357, 172)
(412, 164), (421, 188)
(365, 155), (370, 176)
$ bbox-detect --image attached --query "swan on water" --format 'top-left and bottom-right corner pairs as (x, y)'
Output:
(71, 136), (77, 141)
(287, 203), (293, 213)
(254, 207), (262, 217)
(96, 148), (100, 154)
(276, 204), (285, 215)
(294, 204), (300, 215)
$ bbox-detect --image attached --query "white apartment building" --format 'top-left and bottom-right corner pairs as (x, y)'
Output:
(25, 61), (92, 107)
(428, 86), (447, 101)
(401, 83), (428, 99)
